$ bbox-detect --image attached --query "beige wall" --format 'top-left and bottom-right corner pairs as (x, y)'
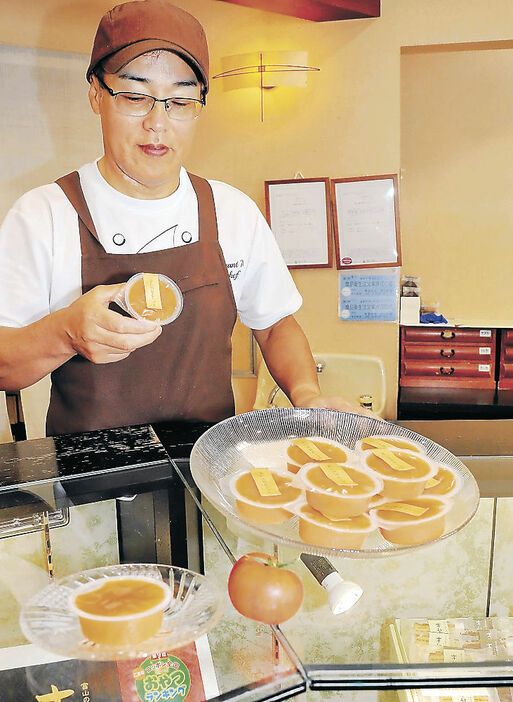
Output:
(3, 0), (513, 418)
(401, 42), (513, 325)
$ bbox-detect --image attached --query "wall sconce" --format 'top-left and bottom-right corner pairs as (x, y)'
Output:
(212, 50), (320, 122)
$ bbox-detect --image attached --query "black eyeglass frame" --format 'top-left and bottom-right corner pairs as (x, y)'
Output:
(94, 74), (206, 120)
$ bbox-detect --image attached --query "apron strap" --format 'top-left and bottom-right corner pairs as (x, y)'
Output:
(55, 171), (100, 242)
(188, 173), (218, 243)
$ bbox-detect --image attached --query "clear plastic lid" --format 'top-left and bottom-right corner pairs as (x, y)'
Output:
(229, 470), (304, 509)
(293, 461), (383, 499)
(122, 272), (183, 325)
(294, 500), (377, 533)
(370, 495), (452, 529)
(69, 575), (171, 622)
(362, 448), (438, 484)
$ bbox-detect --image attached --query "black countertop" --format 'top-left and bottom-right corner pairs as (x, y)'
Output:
(0, 421), (213, 509)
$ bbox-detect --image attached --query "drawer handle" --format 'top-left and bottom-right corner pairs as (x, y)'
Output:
(440, 366), (455, 375)
(440, 349), (455, 358)
(440, 330), (455, 339)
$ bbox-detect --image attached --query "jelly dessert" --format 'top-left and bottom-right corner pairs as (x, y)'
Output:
(370, 495), (451, 546)
(297, 502), (376, 549)
(286, 437), (353, 474)
(356, 434), (426, 454)
(125, 272), (183, 325)
(295, 461), (383, 519)
(70, 575), (171, 646)
(230, 469), (303, 524)
(422, 464), (462, 500)
(363, 448), (438, 499)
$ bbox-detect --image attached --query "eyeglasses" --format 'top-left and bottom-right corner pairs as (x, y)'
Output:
(95, 74), (205, 121)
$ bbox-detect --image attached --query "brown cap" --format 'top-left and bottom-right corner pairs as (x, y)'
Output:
(86, 0), (209, 93)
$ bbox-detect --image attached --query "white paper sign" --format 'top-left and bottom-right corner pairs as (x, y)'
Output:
(334, 176), (400, 268)
(267, 179), (330, 267)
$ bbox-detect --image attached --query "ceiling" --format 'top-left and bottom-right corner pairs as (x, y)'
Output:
(215, 0), (381, 22)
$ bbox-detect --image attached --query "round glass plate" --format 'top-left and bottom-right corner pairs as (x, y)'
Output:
(20, 564), (224, 661)
(189, 408), (480, 559)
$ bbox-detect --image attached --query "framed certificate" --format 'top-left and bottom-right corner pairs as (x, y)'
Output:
(331, 174), (401, 269)
(265, 178), (333, 268)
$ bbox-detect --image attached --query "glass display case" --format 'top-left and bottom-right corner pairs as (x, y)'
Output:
(0, 419), (512, 701)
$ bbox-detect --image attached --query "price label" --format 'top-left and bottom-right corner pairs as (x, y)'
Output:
(371, 449), (415, 471)
(428, 631), (450, 648)
(293, 439), (330, 461)
(361, 437), (393, 450)
(428, 619), (450, 634)
(381, 502), (428, 517)
(142, 273), (163, 310)
(319, 463), (356, 486)
(425, 476), (441, 489)
(250, 469), (281, 497)
(443, 648), (466, 662)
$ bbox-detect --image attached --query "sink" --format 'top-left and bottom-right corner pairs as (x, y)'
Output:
(253, 352), (386, 414)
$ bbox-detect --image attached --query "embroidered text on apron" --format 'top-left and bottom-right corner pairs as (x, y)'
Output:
(47, 171), (236, 435)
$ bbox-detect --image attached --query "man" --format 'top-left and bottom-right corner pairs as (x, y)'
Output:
(0, 0), (372, 435)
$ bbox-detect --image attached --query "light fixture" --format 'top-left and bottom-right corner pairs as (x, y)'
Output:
(212, 50), (320, 121)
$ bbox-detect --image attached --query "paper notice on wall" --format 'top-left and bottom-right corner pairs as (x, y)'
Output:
(339, 268), (399, 322)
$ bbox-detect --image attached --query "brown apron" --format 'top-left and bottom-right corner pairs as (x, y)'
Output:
(46, 171), (236, 436)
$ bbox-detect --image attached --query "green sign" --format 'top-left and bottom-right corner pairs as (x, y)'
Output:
(134, 653), (191, 701)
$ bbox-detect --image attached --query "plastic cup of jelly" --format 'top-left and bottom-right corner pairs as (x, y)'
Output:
(295, 461), (383, 520)
(229, 470), (303, 524)
(124, 273), (183, 325)
(69, 575), (171, 646)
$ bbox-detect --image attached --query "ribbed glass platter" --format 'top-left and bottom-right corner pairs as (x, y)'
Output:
(189, 408), (480, 559)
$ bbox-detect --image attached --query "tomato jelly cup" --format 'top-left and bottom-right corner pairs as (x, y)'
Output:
(294, 462), (383, 519)
(230, 470), (303, 524)
(69, 575), (171, 646)
(370, 495), (452, 546)
(362, 448), (438, 500)
(124, 272), (183, 325)
(296, 502), (376, 550)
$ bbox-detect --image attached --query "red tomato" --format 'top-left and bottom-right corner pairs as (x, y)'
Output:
(228, 552), (304, 625)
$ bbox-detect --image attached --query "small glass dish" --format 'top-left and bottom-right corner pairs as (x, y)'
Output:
(124, 272), (183, 325)
(20, 563), (223, 661)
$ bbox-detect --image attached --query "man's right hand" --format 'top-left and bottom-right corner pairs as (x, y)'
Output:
(61, 283), (162, 364)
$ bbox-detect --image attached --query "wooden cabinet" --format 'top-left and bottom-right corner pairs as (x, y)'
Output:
(400, 327), (496, 389)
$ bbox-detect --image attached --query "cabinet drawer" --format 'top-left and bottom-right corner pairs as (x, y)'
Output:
(500, 362), (513, 379)
(502, 330), (513, 346)
(402, 327), (494, 344)
(499, 360), (513, 390)
(402, 360), (494, 380)
(403, 343), (493, 362)
(503, 346), (513, 361)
